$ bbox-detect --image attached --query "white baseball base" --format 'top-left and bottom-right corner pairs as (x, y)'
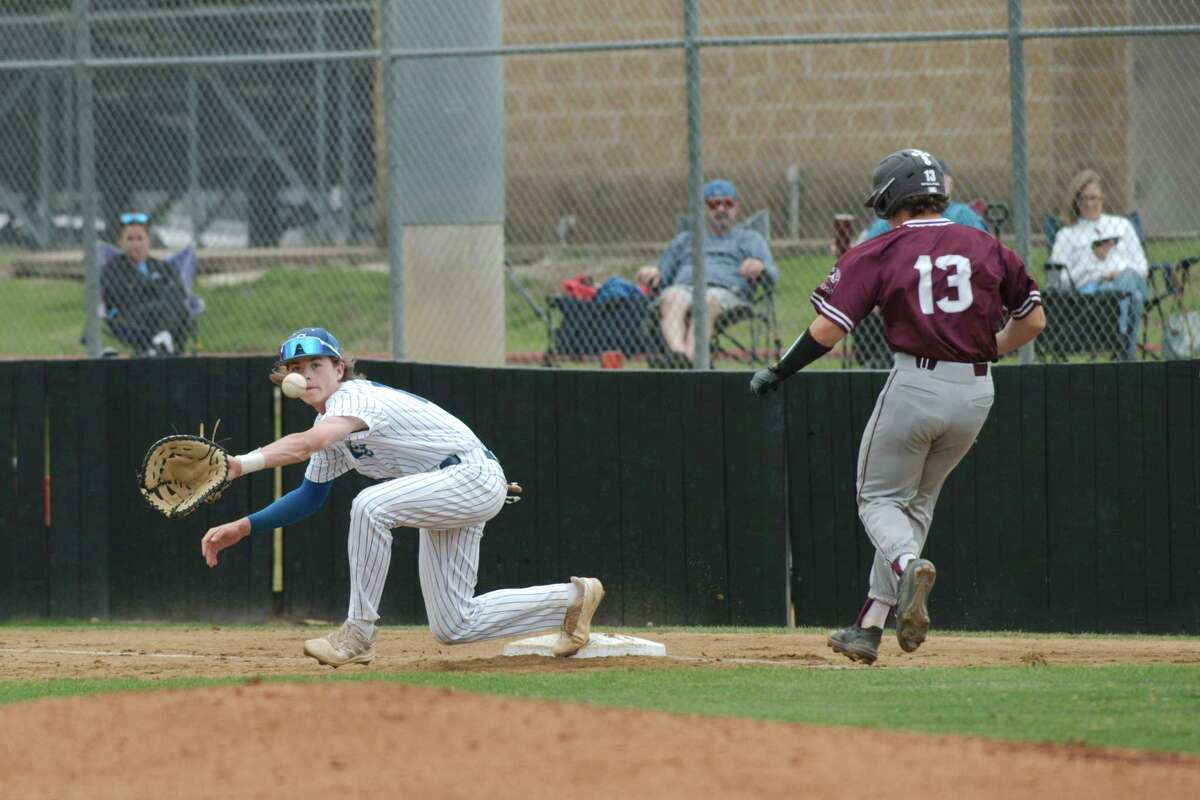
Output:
(502, 632), (666, 659)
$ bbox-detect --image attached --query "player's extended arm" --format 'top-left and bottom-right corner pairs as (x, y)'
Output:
(995, 305), (1046, 355)
(750, 315), (845, 395)
(227, 415), (366, 480)
(201, 416), (364, 568)
(201, 478), (333, 567)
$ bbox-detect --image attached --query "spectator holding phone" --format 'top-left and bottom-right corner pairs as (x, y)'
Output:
(1050, 169), (1150, 359)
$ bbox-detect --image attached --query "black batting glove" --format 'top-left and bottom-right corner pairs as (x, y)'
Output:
(749, 367), (783, 396)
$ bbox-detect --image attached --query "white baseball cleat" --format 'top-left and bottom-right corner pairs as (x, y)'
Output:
(303, 621), (377, 668)
(553, 577), (605, 657)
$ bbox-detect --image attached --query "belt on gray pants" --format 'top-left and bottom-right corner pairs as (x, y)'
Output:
(439, 449), (496, 469)
(913, 356), (989, 377)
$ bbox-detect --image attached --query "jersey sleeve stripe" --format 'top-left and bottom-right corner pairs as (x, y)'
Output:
(1012, 291), (1042, 319)
(809, 292), (855, 332)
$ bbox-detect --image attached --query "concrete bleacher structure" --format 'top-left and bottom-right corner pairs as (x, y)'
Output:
(11, 245), (383, 280)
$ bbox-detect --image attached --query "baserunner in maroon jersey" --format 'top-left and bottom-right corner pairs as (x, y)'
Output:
(750, 149), (1047, 665)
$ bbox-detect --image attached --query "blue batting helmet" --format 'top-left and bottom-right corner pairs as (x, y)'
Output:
(276, 327), (343, 366)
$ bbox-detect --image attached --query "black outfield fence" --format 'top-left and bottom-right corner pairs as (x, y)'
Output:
(1, 358), (1197, 633)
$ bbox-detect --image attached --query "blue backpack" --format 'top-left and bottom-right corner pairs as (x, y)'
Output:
(594, 276), (646, 304)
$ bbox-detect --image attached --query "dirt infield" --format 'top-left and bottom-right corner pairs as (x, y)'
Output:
(1, 625), (1198, 680)
(1, 626), (1198, 799)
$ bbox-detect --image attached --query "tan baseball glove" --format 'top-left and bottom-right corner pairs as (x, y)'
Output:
(138, 428), (231, 519)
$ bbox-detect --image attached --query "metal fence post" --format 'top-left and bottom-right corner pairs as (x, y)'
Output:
(787, 164), (801, 242)
(382, 0), (404, 360)
(75, 0), (99, 359)
(684, 0), (708, 370)
(315, 8), (329, 243)
(1007, 0), (1035, 364)
(337, 61), (352, 246)
(36, 72), (51, 250)
(186, 68), (202, 243)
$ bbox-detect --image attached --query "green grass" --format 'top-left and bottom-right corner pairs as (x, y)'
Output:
(0, 269), (393, 358)
(0, 276), (98, 355)
(0, 676), (241, 704)
(196, 270), (393, 355)
(1, 664), (1197, 754)
(4, 240), (1199, 363)
(394, 665), (1200, 753)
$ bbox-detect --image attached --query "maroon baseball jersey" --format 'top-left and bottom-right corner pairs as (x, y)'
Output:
(811, 218), (1041, 363)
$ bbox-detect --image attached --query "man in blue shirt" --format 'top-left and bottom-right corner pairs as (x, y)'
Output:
(858, 160), (988, 242)
(636, 179), (779, 365)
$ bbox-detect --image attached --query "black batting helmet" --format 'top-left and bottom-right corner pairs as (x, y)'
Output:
(863, 149), (948, 219)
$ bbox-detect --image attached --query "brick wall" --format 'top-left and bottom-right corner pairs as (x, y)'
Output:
(500, 1), (1137, 245)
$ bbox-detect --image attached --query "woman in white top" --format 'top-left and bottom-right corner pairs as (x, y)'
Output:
(1049, 169), (1150, 360)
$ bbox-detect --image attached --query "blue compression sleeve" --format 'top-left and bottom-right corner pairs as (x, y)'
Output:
(247, 478), (332, 534)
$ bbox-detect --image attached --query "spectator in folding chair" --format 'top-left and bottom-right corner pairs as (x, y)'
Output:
(635, 178), (779, 367)
(1049, 169), (1150, 361)
(98, 211), (202, 357)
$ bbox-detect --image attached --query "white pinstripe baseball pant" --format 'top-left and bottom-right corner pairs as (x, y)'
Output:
(346, 447), (574, 643)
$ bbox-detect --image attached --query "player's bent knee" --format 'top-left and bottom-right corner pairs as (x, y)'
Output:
(350, 490), (390, 528)
(428, 621), (473, 645)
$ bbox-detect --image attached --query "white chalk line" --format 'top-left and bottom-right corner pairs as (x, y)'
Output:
(0, 647), (308, 663)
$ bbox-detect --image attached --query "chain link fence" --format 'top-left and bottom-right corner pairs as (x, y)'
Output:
(0, 0), (386, 360)
(1, 1), (1198, 367)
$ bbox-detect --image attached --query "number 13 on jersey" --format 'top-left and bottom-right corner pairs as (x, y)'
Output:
(913, 254), (974, 315)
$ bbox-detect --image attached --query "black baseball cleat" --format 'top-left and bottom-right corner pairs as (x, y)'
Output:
(828, 625), (883, 665)
(895, 558), (937, 653)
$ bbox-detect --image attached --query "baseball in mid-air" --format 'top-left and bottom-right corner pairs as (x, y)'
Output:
(281, 372), (307, 399)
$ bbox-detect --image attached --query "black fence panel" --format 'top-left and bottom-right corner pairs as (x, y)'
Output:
(3, 357), (1198, 633)
(1164, 361), (1199, 633)
(12, 362), (47, 618)
(0, 362), (20, 620)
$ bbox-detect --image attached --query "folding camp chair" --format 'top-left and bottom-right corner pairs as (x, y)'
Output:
(642, 209), (781, 369)
(88, 242), (205, 356)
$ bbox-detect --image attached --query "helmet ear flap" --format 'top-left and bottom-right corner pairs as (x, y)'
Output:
(873, 190), (890, 219)
(866, 175), (898, 220)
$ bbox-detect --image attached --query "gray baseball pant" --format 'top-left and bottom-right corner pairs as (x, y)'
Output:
(856, 353), (994, 607)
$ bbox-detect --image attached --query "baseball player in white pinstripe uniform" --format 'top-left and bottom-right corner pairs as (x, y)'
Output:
(200, 328), (604, 666)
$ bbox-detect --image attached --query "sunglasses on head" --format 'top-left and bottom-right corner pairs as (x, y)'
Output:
(706, 197), (735, 210)
(119, 212), (149, 225)
(279, 335), (341, 363)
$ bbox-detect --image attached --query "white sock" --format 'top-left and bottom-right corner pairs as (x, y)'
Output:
(565, 581), (582, 605)
(861, 600), (890, 630)
(348, 618), (375, 639)
(896, 553), (916, 574)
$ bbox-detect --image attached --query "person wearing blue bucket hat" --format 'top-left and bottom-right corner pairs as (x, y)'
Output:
(198, 327), (605, 666)
(636, 178), (778, 366)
